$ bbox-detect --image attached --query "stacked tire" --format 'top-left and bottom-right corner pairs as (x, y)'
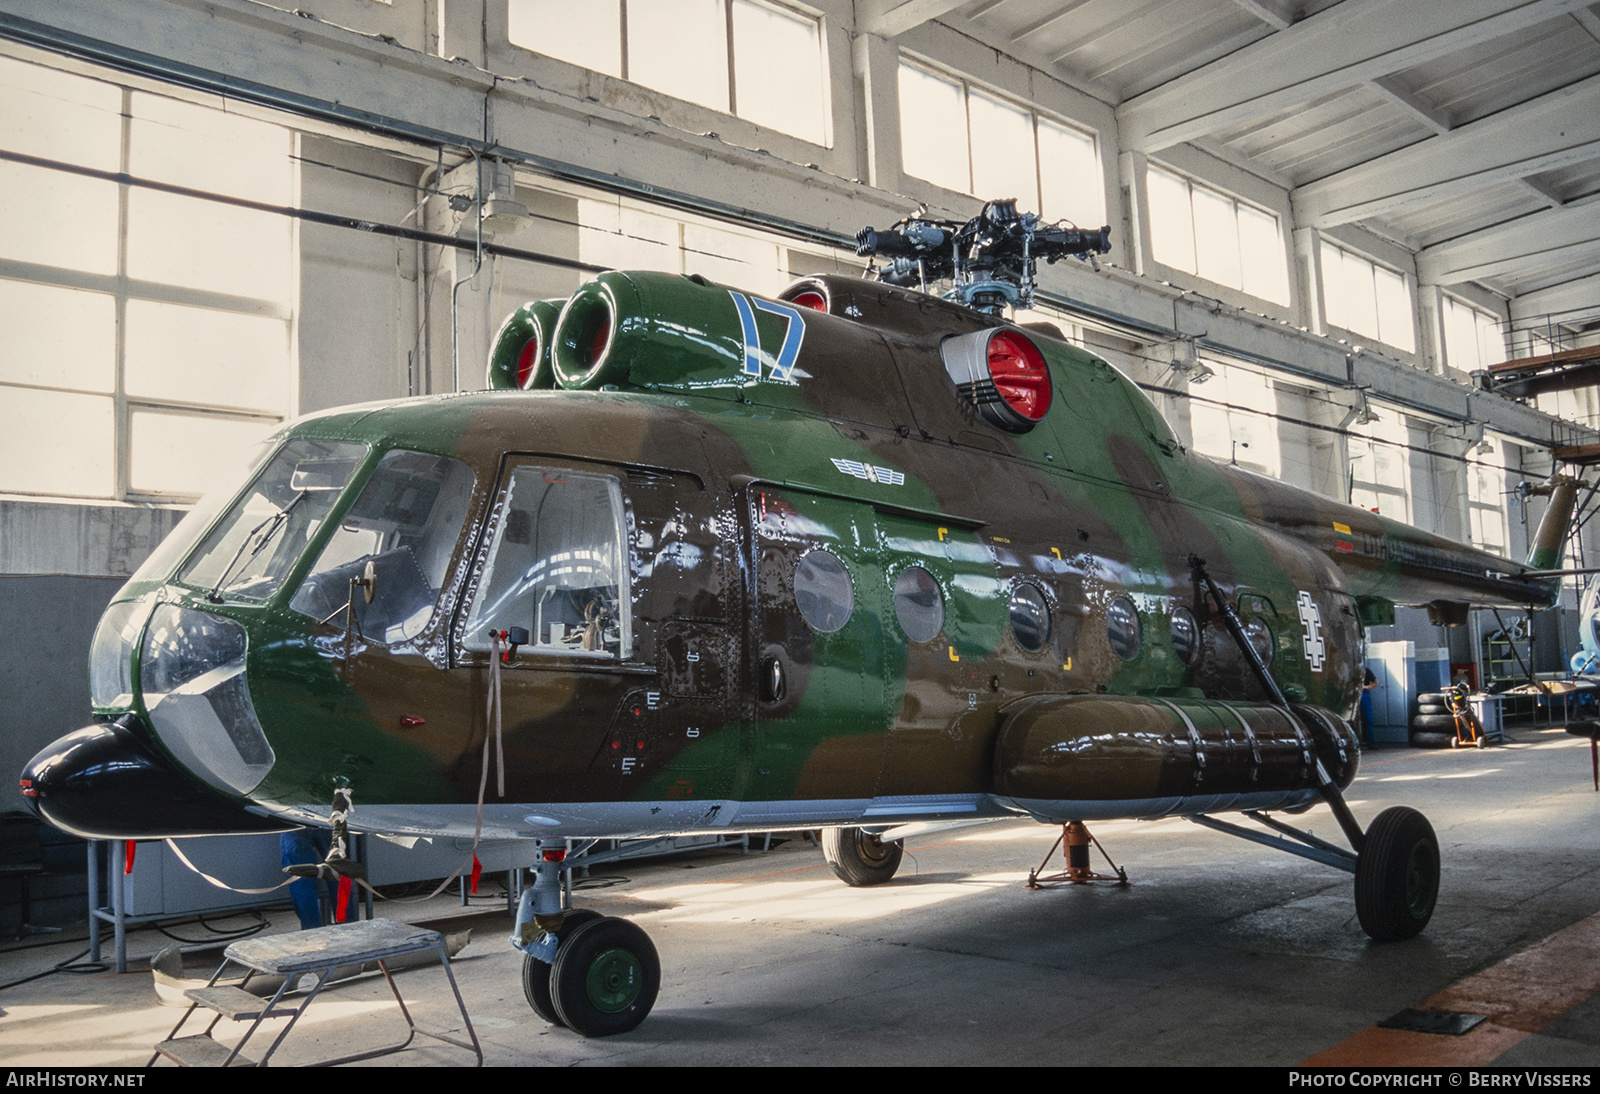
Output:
(1410, 692), (1456, 748)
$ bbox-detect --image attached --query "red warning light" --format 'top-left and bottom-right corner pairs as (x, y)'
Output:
(790, 290), (827, 313)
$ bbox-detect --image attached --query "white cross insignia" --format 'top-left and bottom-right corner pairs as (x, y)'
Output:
(1297, 590), (1325, 672)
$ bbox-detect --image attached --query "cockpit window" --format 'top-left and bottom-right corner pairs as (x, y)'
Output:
(176, 440), (369, 602)
(463, 467), (630, 659)
(289, 450), (475, 643)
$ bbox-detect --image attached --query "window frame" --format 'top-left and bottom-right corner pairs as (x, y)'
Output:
(896, 57), (1105, 231)
(506, 0), (832, 148)
(1144, 162), (1291, 308)
(1466, 439), (1509, 558)
(1320, 241), (1416, 356)
(1348, 410), (1412, 524)
(1442, 295), (1508, 373)
(0, 64), (294, 504)
(456, 459), (637, 667)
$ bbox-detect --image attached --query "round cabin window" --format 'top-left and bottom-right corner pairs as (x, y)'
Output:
(1107, 597), (1141, 660)
(893, 566), (944, 643)
(1009, 583), (1051, 652)
(794, 550), (854, 633)
(1170, 607), (1198, 665)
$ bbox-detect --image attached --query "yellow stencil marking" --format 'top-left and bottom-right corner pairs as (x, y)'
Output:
(1333, 522), (1351, 535)
(948, 646), (960, 662)
(937, 527), (948, 541)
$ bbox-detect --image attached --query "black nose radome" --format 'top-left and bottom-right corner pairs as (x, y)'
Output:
(22, 717), (295, 840)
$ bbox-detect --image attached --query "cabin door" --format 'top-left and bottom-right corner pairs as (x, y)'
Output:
(744, 486), (889, 807)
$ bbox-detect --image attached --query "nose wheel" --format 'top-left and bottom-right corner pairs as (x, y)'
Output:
(521, 908), (602, 1026)
(548, 917), (660, 1037)
(523, 912), (659, 1036)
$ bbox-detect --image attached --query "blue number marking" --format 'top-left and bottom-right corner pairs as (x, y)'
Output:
(729, 292), (806, 382)
(752, 298), (806, 382)
(729, 291), (763, 377)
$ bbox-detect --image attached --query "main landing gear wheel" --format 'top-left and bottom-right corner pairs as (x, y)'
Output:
(522, 908), (603, 1026)
(821, 827), (904, 886)
(549, 917), (661, 1037)
(1355, 807), (1440, 942)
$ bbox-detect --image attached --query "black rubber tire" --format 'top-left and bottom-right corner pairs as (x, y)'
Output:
(1410, 731), (1452, 749)
(821, 827), (904, 886)
(1412, 713), (1457, 729)
(521, 908), (604, 1026)
(549, 917), (660, 1037)
(1416, 692), (1449, 706)
(1415, 702), (1447, 716)
(1355, 806), (1439, 942)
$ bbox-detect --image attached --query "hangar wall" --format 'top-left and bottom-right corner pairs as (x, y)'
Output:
(0, 0), (1595, 925)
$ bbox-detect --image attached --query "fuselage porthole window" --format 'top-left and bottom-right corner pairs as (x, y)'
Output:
(1107, 596), (1141, 660)
(893, 565), (944, 643)
(1170, 606), (1199, 665)
(795, 549), (855, 633)
(1009, 581), (1051, 653)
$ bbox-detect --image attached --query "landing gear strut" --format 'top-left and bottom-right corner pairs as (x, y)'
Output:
(512, 840), (661, 1037)
(1189, 556), (1441, 942)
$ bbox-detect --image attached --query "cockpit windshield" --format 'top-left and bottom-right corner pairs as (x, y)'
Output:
(176, 440), (369, 602)
(288, 450), (475, 643)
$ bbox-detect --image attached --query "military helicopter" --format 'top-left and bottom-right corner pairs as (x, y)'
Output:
(22, 199), (1577, 1037)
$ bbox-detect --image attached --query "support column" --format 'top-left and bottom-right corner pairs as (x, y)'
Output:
(438, 0), (489, 69)
(1294, 227), (1325, 336)
(853, 33), (902, 193)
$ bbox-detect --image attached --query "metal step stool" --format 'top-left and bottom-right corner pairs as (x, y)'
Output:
(151, 918), (482, 1067)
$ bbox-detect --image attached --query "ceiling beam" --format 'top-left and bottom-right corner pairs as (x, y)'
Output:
(1573, 5), (1600, 41)
(857, 0), (969, 38)
(1228, 0), (1294, 31)
(1367, 75), (1452, 134)
(1417, 193), (1600, 284)
(1293, 72), (1600, 228)
(1511, 270), (1600, 323)
(1520, 176), (1567, 208)
(1116, 0), (1592, 153)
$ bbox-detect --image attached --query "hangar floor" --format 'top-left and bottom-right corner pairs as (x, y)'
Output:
(2, 724), (1599, 1068)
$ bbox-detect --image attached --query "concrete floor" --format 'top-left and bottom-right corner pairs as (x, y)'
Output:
(3, 723), (1599, 1067)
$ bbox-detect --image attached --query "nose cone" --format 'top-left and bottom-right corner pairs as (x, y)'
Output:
(21, 718), (294, 839)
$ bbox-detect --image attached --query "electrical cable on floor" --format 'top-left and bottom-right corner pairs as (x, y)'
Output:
(153, 910), (270, 945)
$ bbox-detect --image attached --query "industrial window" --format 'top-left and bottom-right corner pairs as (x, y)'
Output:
(1321, 243), (1415, 355)
(0, 56), (291, 502)
(507, 0), (829, 146)
(1349, 411), (1411, 523)
(1442, 297), (1507, 372)
(897, 61), (1104, 230)
(1466, 439), (1508, 557)
(1187, 362), (1281, 478)
(1145, 165), (1289, 306)
(575, 195), (794, 297)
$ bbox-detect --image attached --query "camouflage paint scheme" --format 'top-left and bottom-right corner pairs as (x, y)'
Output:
(36, 271), (1558, 842)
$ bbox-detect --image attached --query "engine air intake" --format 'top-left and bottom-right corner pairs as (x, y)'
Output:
(940, 327), (1053, 432)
